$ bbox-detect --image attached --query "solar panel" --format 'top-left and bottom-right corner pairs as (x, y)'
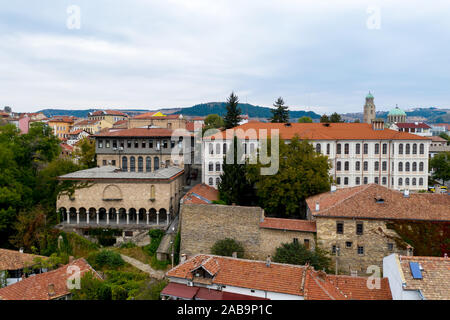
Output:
(409, 262), (423, 279)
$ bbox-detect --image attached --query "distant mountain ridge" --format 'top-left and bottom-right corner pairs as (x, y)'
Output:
(38, 102), (320, 120)
(343, 107), (450, 124)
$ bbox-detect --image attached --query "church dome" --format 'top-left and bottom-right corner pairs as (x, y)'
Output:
(388, 107), (406, 116)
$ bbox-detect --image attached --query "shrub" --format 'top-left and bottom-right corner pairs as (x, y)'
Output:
(88, 250), (125, 270)
(273, 242), (331, 272)
(71, 272), (112, 300)
(144, 229), (165, 256)
(120, 242), (137, 249)
(211, 238), (244, 258)
(111, 285), (129, 300)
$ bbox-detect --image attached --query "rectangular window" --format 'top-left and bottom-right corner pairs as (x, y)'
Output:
(127, 140), (132, 148)
(382, 161), (387, 171)
(120, 140), (124, 148)
(112, 140), (117, 148)
(336, 222), (344, 234)
(388, 243), (394, 251)
(149, 140), (153, 148)
(134, 141), (139, 148)
(355, 143), (360, 154)
(304, 239), (310, 249)
(363, 177), (368, 184)
(293, 238), (299, 245)
(363, 143), (368, 154)
(142, 141), (146, 148)
(326, 144), (330, 155)
(105, 140), (110, 148)
(355, 161), (360, 171)
(98, 140), (103, 148)
(375, 161), (379, 171)
(356, 223), (363, 235)
(111, 160), (116, 166)
(355, 177), (360, 185)
(171, 141), (175, 148)
(363, 161), (368, 171)
(382, 143), (387, 155)
(375, 143), (380, 155)
(346, 241), (352, 248)
(337, 144), (341, 154)
(164, 140), (168, 148)
(357, 246), (364, 255)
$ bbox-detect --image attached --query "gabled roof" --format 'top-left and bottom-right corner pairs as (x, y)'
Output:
(396, 122), (431, 129)
(68, 129), (89, 136)
(182, 184), (219, 204)
(397, 255), (450, 300)
(73, 119), (101, 126)
(132, 112), (181, 120)
(0, 249), (47, 271)
(89, 110), (128, 117)
(0, 258), (100, 300)
(259, 217), (316, 233)
(204, 122), (430, 141)
(167, 255), (392, 300)
(306, 184), (450, 221)
(48, 116), (77, 123)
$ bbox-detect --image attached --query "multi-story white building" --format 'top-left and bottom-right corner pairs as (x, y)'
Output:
(202, 121), (431, 191)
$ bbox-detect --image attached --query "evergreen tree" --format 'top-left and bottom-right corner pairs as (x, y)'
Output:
(270, 97), (289, 123)
(223, 92), (242, 129)
(218, 136), (255, 205)
(329, 112), (343, 123)
(320, 114), (330, 123)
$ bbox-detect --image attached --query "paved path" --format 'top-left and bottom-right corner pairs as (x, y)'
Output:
(120, 254), (166, 280)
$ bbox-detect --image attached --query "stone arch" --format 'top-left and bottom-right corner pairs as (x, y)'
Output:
(118, 208), (127, 223)
(109, 208), (117, 222)
(138, 208), (146, 222)
(149, 208), (157, 224)
(129, 208), (137, 222)
(98, 207), (107, 221)
(122, 156), (128, 171)
(154, 157), (160, 171)
(69, 207), (77, 220)
(59, 207), (67, 222)
(159, 208), (167, 224)
(103, 184), (123, 201)
(88, 207), (96, 220)
(146, 157), (152, 172)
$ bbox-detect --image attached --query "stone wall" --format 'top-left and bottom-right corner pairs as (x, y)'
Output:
(314, 217), (407, 275)
(180, 204), (316, 261)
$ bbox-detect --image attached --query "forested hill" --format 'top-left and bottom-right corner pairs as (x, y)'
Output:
(173, 102), (321, 119)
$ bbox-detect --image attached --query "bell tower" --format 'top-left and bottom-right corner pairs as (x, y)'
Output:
(363, 92), (376, 124)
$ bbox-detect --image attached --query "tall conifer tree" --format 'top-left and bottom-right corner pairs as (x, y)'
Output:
(270, 97), (289, 123)
(223, 92), (242, 129)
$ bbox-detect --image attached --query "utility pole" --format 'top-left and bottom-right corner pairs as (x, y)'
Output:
(170, 240), (174, 269)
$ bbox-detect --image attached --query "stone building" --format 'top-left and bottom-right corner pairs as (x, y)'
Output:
(306, 184), (450, 275)
(56, 165), (185, 229)
(203, 121), (431, 191)
(363, 92), (376, 124)
(87, 110), (128, 124)
(179, 203), (316, 261)
(126, 113), (188, 130)
(93, 127), (193, 178)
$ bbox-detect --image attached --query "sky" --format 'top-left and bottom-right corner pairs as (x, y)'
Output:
(1, 0), (450, 114)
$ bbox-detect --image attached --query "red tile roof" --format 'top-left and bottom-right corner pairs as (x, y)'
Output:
(259, 217), (316, 232)
(396, 122), (431, 129)
(0, 249), (47, 271)
(431, 136), (448, 142)
(0, 258), (100, 300)
(397, 255), (450, 300)
(132, 113), (182, 120)
(93, 128), (191, 138)
(306, 184), (450, 221)
(167, 255), (392, 300)
(90, 110), (128, 116)
(74, 119), (101, 126)
(48, 116), (77, 123)
(205, 122), (431, 141)
(182, 184), (219, 204)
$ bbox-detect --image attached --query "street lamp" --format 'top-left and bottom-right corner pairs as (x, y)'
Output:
(170, 240), (174, 269)
(113, 146), (124, 169)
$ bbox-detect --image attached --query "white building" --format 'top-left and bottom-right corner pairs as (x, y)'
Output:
(202, 121), (431, 191)
(390, 122), (432, 137)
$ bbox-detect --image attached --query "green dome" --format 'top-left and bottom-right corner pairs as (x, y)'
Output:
(366, 92), (374, 99)
(388, 107), (406, 116)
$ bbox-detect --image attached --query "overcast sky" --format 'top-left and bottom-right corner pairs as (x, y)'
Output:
(1, 0), (450, 114)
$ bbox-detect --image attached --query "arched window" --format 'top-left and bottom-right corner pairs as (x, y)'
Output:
(405, 178), (410, 186)
(209, 143), (213, 155)
(375, 161), (379, 171)
(122, 156), (128, 171)
(216, 144), (221, 155)
(382, 177), (387, 185)
(412, 178), (417, 186)
(412, 144), (417, 155)
(130, 156), (136, 172)
(398, 178), (403, 186)
(412, 162), (417, 171)
(223, 143), (227, 154)
(337, 144), (341, 154)
(336, 161), (341, 171)
(138, 156), (143, 172)
(316, 143), (321, 153)
(208, 177), (213, 186)
(419, 178), (423, 186)
(419, 162), (424, 171)
(405, 144), (410, 155)
(209, 162), (214, 172)
(399, 144), (403, 155)
(154, 157), (160, 171)
(344, 143), (349, 155)
(355, 143), (360, 154)
(250, 143), (255, 154)
(355, 177), (360, 185)
(374, 177), (379, 184)
(355, 161), (360, 171)
(344, 161), (349, 171)
(398, 162), (403, 172)
(326, 143), (330, 155)
(146, 157), (152, 172)
(344, 177), (349, 185)
(215, 162), (221, 171)
(216, 177), (220, 186)
(419, 143), (424, 154)
(405, 162), (410, 172)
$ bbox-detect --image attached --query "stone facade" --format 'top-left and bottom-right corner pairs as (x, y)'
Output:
(314, 217), (407, 275)
(180, 204), (316, 260)
(363, 93), (376, 124)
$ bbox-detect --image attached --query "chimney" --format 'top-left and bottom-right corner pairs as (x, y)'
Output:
(266, 256), (271, 267)
(372, 119), (384, 130)
(180, 254), (187, 263)
(406, 245), (413, 256)
(232, 252), (237, 258)
(315, 202), (320, 212)
(48, 284), (56, 298)
(403, 189), (410, 198)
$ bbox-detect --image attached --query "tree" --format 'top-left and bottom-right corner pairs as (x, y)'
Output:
(270, 97), (289, 123)
(218, 136), (255, 205)
(320, 114), (330, 123)
(273, 242), (331, 272)
(329, 112), (343, 123)
(211, 238), (244, 258)
(73, 137), (96, 168)
(71, 272), (111, 300)
(353, 119), (361, 123)
(223, 92), (242, 129)
(248, 136), (332, 218)
(10, 206), (48, 252)
(439, 132), (450, 141)
(203, 114), (225, 135)
(430, 152), (450, 184)
(297, 116), (313, 123)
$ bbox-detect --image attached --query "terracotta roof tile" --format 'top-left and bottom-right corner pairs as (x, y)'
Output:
(307, 184), (450, 221)
(260, 218), (316, 232)
(0, 249), (47, 271)
(396, 122), (431, 129)
(0, 259), (100, 300)
(132, 112), (181, 120)
(398, 255), (450, 300)
(93, 128), (191, 138)
(90, 110), (128, 116)
(182, 184), (219, 204)
(205, 122), (431, 141)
